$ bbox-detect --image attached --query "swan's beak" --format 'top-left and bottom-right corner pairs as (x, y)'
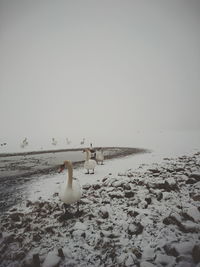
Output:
(58, 164), (65, 173)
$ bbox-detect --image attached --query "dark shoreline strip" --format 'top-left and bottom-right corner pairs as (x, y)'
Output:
(0, 147), (148, 158)
(0, 148), (150, 180)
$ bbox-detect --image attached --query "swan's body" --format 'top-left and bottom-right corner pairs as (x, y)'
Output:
(52, 138), (57, 146)
(21, 138), (28, 148)
(66, 138), (71, 145)
(96, 148), (104, 165)
(80, 138), (85, 145)
(84, 149), (96, 174)
(59, 161), (82, 206)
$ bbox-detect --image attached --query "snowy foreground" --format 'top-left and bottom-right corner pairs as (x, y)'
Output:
(0, 152), (200, 267)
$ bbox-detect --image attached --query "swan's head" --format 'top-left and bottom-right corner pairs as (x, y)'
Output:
(58, 160), (72, 173)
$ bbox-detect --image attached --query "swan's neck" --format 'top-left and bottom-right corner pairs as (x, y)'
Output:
(86, 150), (90, 161)
(65, 162), (73, 188)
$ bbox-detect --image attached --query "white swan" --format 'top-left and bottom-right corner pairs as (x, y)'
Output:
(20, 138), (28, 148)
(59, 160), (82, 213)
(52, 138), (57, 146)
(66, 138), (71, 145)
(84, 148), (96, 174)
(96, 148), (104, 165)
(80, 138), (85, 145)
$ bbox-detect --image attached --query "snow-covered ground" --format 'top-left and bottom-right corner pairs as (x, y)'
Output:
(1, 151), (200, 267)
(25, 129), (200, 203)
(0, 131), (200, 267)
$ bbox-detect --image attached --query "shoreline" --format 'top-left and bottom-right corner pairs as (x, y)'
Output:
(0, 146), (148, 158)
(0, 147), (149, 213)
(0, 147), (149, 180)
(0, 151), (199, 267)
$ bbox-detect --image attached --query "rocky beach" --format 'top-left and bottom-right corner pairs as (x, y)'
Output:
(0, 151), (200, 266)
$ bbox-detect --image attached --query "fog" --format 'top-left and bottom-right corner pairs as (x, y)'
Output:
(0, 0), (200, 152)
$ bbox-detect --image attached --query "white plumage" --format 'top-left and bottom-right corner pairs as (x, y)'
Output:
(84, 149), (96, 174)
(96, 148), (104, 165)
(59, 161), (82, 205)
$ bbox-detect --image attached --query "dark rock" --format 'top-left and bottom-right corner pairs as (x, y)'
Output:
(9, 212), (24, 222)
(99, 208), (109, 219)
(82, 184), (91, 190)
(124, 190), (134, 198)
(192, 244), (200, 263)
(148, 168), (160, 174)
(128, 223), (143, 235)
(3, 233), (15, 244)
(138, 180), (144, 186)
(153, 181), (178, 192)
(58, 248), (65, 258)
(164, 244), (179, 257)
(163, 215), (198, 233)
(163, 215), (182, 227)
(32, 233), (41, 242)
(186, 178), (197, 184)
(93, 184), (101, 190)
(145, 197), (152, 205)
(45, 226), (55, 234)
(26, 200), (33, 207)
(191, 194), (200, 201)
(190, 172), (200, 181)
(123, 183), (131, 190)
(156, 192), (163, 201)
(127, 210), (139, 217)
(13, 250), (26, 260)
(181, 212), (195, 222)
(108, 192), (124, 199)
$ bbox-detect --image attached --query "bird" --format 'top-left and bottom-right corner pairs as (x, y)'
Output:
(96, 148), (104, 165)
(83, 148), (97, 174)
(66, 138), (71, 145)
(80, 138), (85, 145)
(20, 138), (28, 148)
(59, 160), (82, 214)
(52, 138), (57, 146)
(89, 143), (96, 159)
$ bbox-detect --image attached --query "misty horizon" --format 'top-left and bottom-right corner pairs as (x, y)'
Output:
(1, 0), (200, 152)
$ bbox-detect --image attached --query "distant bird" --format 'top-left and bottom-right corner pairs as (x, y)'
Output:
(52, 138), (57, 146)
(83, 148), (96, 174)
(96, 148), (104, 165)
(20, 138), (28, 148)
(59, 160), (82, 214)
(1, 143), (7, 146)
(80, 138), (85, 145)
(66, 138), (71, 145)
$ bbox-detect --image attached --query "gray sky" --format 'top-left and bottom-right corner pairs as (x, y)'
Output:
(0, 0), (200, 148)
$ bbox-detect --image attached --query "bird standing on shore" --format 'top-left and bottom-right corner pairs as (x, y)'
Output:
(96, 148), (104, 165)
(20, 138), (28, 148)
(83, 148), (96, 174)
(80, 138), (85, 145)
(52, 138), (57, 146)
(59, 160), (82, 214)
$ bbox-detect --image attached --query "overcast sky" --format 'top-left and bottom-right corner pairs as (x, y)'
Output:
(0, 0), (200, 149)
